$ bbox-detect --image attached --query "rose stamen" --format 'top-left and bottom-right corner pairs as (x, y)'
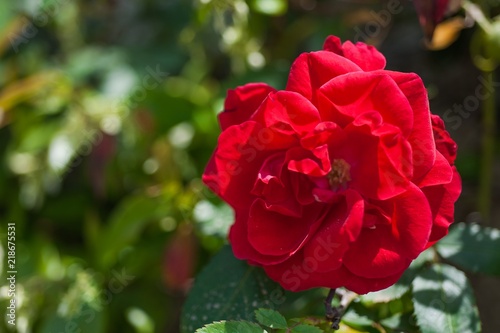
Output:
(328, 159), (351, 190)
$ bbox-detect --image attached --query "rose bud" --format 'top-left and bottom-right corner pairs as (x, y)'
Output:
(413, 0), (453, 40)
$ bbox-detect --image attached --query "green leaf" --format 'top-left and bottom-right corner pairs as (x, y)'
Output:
(361, 248), (435, 303)
(97, 195), (167, 268)
(436, 222), (500, 276)
(380, 312), (419, 332)
(411, 263), (481, 333)
(39, 303), (106, 333)
(125, 307), (155, 333)
(194, 201), (233, 237)
(195, 321), (264, 333)
(19, 121), (60, 152)
(255, 308), (288, 329)
(291, 324), (323, 333)
(250, 0), (288, 16)
(181, 246), (285, 333)
(341, 305), (381, 333)
(0, 2), (14, 32)
(289, 316), (335, 331)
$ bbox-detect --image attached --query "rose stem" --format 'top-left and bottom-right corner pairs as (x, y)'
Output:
(464, 1), (497, 224)
(476, 0), (496, 226)
(478, 70), (496, 224)
(462, 0), (498, 223)
(324, 288), (343, 330)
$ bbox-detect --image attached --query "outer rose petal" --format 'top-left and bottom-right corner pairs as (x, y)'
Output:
(219, 83), (276, 130)
(264, 249), (404, 294)
(381, 71), (436, 180)
(391, 184), (434, 258)
(317, 72), (413, 136)
(203, 121), (291, 210)
(286, 51), (362, 103)
(323, 36), (386, 71)
(342, 184), (432, 278)
(431, 114), (457, 164)
(343, 225), (412, 279)
(424, 167), (461, 244)
(252, 90), (321, 136)
(339, 265), (405, 294)
(415, 151), (453, 188)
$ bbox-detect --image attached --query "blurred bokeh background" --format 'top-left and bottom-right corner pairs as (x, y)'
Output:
(0, 0), (499, 332)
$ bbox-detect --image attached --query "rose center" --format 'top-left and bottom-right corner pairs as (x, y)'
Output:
(327, 159), (351, 189)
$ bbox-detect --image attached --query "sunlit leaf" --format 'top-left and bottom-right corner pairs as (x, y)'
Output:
(250, 0), (288, 16)
(291, 324), (323, 333)
(255, 308), (287, 329)
(412, 263), (481, 333)
(195, 320), (264, 333)
(126, 307), (155, 333)
(194, 201), (233, 237)
(341, 305), (383, 333)
(380, 312), (419, 332)
(436, 223), (500, 276)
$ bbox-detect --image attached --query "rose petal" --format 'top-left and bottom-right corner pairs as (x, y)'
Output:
(328, 116), (412, 200)
(392, 184), (434, 258)
(424, 167), (461, 244)
(343, 225), (412, 279)
(381, 70), (436, 180)
(317, 72), (414, 136)
(230, 209), (290, 265)
(323, 36), (386, 71)
(286, 51), (362, 104)
(302, 190), (364, 272)
(251, 153), (303, 217)
(343, 185), (432, 278)
(252, 90), (321, 136)
(247, 199), (325, 256)
(263, 251), (404, 293)
(300, 121), (343, 150)
(287, 145), (331, 177)
(219, 83), (276, 130)
(203, 121), (291, 209)
(340, 265), (406, 294)
(415, 151), (453, 187)
(289, 171), (316, 205)
(432, 114), (457, 164)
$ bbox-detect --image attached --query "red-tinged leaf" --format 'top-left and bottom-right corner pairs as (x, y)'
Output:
(88, 133), (116, 198)
(163, 225), (198, 292)
(413, 0), (450, 40)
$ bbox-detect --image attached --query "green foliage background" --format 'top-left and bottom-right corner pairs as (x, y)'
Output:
(0, 0), (499, 332)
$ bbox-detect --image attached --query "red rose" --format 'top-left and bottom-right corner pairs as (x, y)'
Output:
(202, 36), (461, 294)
